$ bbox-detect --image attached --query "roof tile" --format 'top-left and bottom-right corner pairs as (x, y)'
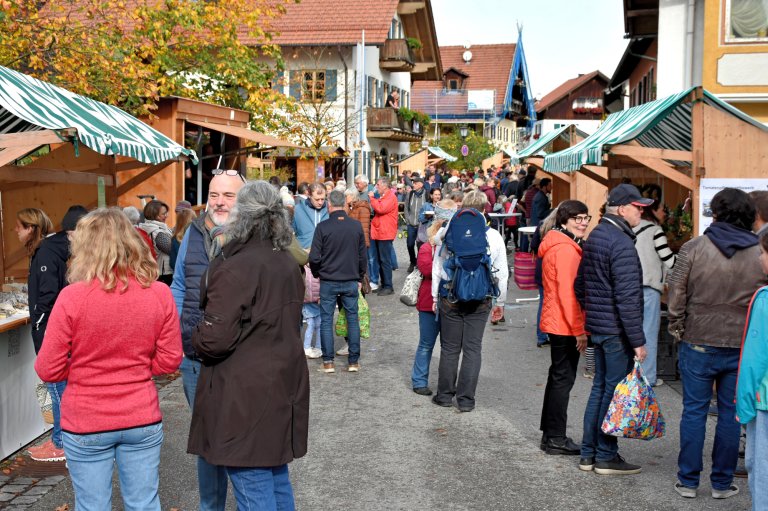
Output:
(535, 70), (608, 113)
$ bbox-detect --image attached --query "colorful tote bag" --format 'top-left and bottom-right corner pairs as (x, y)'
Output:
(335, 292), (370, 339)
(601, 361), (666, 440)
(513, 251), (537, 291)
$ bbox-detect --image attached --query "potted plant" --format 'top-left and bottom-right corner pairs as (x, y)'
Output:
(406, 37), (422, 50)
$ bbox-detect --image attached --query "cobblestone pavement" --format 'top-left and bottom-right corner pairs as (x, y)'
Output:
(7, 239), (755, 510)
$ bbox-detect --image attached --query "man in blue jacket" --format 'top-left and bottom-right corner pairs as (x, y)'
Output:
(293, 182), (328, 249)
(575, 183), (650, 476)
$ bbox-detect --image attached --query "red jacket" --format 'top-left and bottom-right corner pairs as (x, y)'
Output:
(370, 190), (399, 240)
(539, 230), (586, 336)
(35, 278), (182, 434)
(416, 242), (435, 311)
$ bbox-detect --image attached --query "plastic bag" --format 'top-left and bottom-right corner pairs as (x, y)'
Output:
(601, 360), (665, 440)
(335, 292), (370, 339)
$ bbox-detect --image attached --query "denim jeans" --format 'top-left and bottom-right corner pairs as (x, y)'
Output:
(180, 356), (229, 511)
(406, 224), (419, 265)
(368, 242), (397, 285)
(746, 410), (768, 510)
(435, 298), (491, 410)
(227, 465), (295, 511)
(319, 280), (360, 363)
(581, 334), (634, 462)
(47, 381), (67, 448)
(63, 422), (163, 511)
(520, 218), (530, 252)
(539, 334), (580, 440)
(374, 239), (394, 290)
(677, 342), (741, 491)
(536, 285), (548, 345)
(390, 242), (399, 270)
(641, 287), (661, 385)
(411, 311), (440, 389)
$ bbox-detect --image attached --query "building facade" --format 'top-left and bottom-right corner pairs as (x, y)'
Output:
(534, 70), (609, 137)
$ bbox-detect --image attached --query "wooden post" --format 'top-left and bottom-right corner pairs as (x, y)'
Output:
(691, 87), (705, 236)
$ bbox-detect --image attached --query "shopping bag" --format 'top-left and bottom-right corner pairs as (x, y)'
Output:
(36, 380), (53, 424)
(399, 268), (423, 306)
(335, 292), (370, 339)
(513, 251), (537, 291)
(601, 361), (666, 440)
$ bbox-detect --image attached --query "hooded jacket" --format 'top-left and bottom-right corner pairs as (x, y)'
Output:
(539, 229), (586, 337)
(28, 232), (71, 353)
(292, 197), (328, 249)
(667, 222), (767, 348)
(736, 286), (768, 425)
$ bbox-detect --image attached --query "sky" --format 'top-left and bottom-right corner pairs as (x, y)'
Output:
(431, 0), (628, 99)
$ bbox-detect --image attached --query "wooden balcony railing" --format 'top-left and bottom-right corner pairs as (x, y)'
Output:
(366, 107), (423, 141)
(379, 39), (415, 71)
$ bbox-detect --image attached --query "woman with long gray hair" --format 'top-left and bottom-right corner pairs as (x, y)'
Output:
(188, 180), (309, 510)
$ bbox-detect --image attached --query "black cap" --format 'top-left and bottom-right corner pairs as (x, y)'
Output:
(61, 205), (88, 231)
(607, 184), (654, 207)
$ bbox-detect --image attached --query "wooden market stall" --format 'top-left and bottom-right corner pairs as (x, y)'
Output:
(481, 149), (517, 171)
(0, 66), (195, 461)
(541, 87), (768, 237)
(392, 146), (457, 175)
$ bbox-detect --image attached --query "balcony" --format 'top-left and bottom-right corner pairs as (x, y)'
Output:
(379, 39), (415, 72)
(366, 107), (424, 142)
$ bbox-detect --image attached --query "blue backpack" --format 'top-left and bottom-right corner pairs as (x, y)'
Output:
(439, 208), (500, 303)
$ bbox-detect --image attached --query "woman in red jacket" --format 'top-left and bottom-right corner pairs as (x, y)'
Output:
(35, 208), (182, 511)
(411, 199), (457, 395)
(537, 200), (590, 455)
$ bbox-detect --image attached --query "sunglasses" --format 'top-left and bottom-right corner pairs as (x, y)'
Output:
(212, 169), (246, 182)
(570, 215), (592, 224)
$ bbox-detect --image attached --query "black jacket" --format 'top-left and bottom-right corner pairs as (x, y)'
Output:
(574, 214), (645, 348)
(28, 231), (70, 353)
(309, 210), (367, 282)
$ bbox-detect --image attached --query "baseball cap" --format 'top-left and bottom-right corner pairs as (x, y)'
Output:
(607, 183), (654, 207)
(411, 176), (424, 184)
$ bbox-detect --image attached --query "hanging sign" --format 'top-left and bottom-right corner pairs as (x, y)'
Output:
(461, 145), (469, 157)
(698, 178), (768, 235)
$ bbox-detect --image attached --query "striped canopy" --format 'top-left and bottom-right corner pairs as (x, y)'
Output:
(542, 87), (768, 173)
(428, 146), (458, 162)
(517, 124), (571, 159)
(0, 66), (197, 164)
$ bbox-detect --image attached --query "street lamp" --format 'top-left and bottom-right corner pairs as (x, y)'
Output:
(459, 124), (469, 139)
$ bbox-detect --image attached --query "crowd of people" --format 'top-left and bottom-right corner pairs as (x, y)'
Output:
(13, 159), (768, 510)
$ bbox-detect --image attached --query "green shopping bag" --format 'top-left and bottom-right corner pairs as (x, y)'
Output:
(335, 292), (370, 339)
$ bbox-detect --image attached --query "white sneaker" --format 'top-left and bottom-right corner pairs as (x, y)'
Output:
(653, 378), (664, 387)
(305, 348), (322, 359)
(370, 282), (379, 291)
(336, 345), (349, 356)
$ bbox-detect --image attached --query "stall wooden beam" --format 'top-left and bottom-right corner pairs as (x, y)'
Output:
(0, 165), (114, 186)
(608, 145), (693, 162)
(0, 145), (39, 167)
(581, 165), (609, 186)
(622, 156), (694, 190)
(116, 161), (172, 196)
(0, 129), (74, 148)
(547, 171), (572, 184)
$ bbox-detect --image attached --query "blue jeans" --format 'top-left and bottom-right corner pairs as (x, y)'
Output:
(319, 280), (360, 363)
(520, 218), (530, 252)
(47, 381), (67, 448)
(374, 239), (394, 290)
(581, 335), (634, 462)
(63, 422), (163, 511)
(746, 410), (768, 510)
(227, 465), (295, 511)
(411, 311), (440, 389)
(406, 224), (419, 265)
(368, 242), (397, 285)
(180, 356), (229, 511)
(677, 342), (741, 491)
(641, 287), (661, 384)
(536, 284), (548, 345)
(390, 243), (399, 270)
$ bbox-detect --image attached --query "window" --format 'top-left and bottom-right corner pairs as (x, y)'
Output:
(724, 0), (768, 43)
(302, 70), (325, 102)
(448, 79), (459, 90)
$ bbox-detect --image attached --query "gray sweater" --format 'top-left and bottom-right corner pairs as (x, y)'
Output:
(633, 219), (676, 292)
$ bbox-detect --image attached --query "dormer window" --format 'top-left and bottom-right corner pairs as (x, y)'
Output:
(448, 79), (459, 90)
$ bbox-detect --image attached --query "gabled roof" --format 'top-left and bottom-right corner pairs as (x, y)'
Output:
(443, 67), (469, 78)
(266, 0), (399, 46)
(412, 44), (516, 116)
(536, 71), (609, 113)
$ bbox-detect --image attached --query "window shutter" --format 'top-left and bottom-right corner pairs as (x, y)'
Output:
(325, 69), (337, 102)
(367, 76), (375, 107)
(376, 79), (383, 107)
(289, 70), (301, 100)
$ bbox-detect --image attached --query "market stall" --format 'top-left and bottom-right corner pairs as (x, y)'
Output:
(481, 148), (518, 170)
(392, 146), (457, 176)
(0, 65), (195, 460)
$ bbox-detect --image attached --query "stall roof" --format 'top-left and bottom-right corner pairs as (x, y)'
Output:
(0, 66), (196, 165)
(428, 146), (457, 162)
(518, 125), (570, 159)
(190, 120), (303, 149)
(542, 87), (768, 173)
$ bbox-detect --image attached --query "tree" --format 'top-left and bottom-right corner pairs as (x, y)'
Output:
(0, 0), (296, 122)
(436, 129), (500, 170)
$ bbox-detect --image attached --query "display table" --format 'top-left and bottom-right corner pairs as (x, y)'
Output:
(0, 313), (51, 460)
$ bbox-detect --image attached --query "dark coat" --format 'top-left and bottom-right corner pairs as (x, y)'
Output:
(28, 231), (70, 353)
(188, 235), (309, 467)
(574, 214), (645, 348)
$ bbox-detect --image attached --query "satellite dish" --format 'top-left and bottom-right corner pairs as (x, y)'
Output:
(463, 50), (473, 63)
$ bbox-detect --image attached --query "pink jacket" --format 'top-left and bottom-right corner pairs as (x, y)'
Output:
(35, 278), (182, 434)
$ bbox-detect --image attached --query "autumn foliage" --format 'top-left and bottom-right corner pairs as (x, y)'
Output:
(0, 0), (296, 125)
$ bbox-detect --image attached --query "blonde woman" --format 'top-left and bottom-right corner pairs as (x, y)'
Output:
(411, 199), (457, 396)
(35, 208), (182, 510)
(170, 208), (196, 271)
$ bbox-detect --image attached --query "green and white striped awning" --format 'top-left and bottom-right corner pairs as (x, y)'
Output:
(428, 146), (458, 162)
(542, 87), (768, 173)
(517, 125), (571, 159)
(0, 66), (197, 164)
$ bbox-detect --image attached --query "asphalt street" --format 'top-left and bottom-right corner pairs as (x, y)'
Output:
(27, 238), (752, 510)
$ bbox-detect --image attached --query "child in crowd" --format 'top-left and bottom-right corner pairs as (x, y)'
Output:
(303, 263), (322, 359)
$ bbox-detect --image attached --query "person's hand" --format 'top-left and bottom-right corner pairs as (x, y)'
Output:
(490, 305), (504, 323)
(368, 191), (375, 198)
(634, 346), (647, 363)
(358, 282), (362, 291)
(575, 334), (588, 354)
(432, 301), (437, 313)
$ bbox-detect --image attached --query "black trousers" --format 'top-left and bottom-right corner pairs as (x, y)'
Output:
(539, 333), (580, 439)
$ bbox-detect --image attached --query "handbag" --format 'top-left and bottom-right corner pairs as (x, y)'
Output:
(399, 268), (423, 306)
(601, 361), (666, 440)
(513, 251), (537, 291)
(335, 292), (370, 339)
